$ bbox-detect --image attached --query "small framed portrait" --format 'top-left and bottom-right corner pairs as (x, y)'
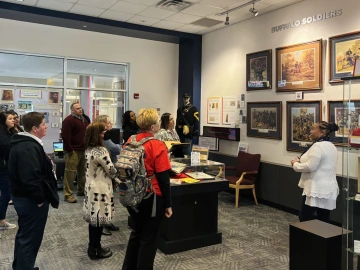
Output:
(328, 100), (360, 146)
(246, 49), (272, 90)
(1, 89), (14, 102)
(286, 100), (322, 152)
(49, 92), (59, 104)
(329, 31), (360, 83)
(276, 39), (322, 92)
(247, 101), (282, 140)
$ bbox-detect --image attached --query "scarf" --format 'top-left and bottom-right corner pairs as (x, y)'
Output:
(300, 136), (330, 157)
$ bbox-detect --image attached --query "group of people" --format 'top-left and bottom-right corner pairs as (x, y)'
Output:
(0, 93), (342, 269)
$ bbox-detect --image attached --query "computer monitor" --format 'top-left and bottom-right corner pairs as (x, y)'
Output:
(53, 142), (63, 153)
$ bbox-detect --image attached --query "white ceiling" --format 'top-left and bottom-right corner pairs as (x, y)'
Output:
(2, 0), (304, 34)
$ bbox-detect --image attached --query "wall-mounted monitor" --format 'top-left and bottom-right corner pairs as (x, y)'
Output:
(202, 126), (240, 141)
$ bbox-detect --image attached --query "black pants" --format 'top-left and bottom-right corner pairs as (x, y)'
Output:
(299, 195), (331, 222)
(88, 224), (103, 248)
(12, 197), (49, 270)
(122, 195), (165, 270)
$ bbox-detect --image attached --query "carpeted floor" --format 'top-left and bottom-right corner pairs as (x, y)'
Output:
(0, 191), (297, 270)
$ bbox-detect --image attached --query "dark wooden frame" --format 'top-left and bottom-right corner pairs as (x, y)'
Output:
(328, 100), (360, 146)
(247, 101), (282, 140)
(329, 31), (360, 83)
(246, 49), (272, 90)
(286, 100), (322, 152)
(276, 39), (322, 92)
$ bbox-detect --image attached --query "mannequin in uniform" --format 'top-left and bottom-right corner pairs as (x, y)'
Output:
(175, 93), (199, 156)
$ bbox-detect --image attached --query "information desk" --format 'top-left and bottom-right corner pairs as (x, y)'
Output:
(127, 159), (228, 254)
(159, 159), (228, 254)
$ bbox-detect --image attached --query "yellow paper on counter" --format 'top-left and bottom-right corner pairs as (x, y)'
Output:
(182, 178), (200, 183)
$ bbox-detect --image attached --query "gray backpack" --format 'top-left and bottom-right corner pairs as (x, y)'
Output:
(115, 135), (157, 216)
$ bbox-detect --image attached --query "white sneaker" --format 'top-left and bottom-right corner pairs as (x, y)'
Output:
(0, 221), (17, 230)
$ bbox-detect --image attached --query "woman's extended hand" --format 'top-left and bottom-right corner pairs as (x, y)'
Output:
(165, 207), (172, 218)
(291, 157), (300, 166)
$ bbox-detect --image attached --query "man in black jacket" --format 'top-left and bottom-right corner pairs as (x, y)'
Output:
(8, 112), (59, 270)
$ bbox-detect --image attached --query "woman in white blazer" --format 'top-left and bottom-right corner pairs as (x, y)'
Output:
(291, 121), (339, 222)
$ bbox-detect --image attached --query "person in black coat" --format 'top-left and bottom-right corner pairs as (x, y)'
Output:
(122, 110), (140, 143)
(8, 112), (59, 270)
(0, 111), (17, 230)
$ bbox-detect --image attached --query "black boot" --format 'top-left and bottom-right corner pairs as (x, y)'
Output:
(87, 245), (112, 260)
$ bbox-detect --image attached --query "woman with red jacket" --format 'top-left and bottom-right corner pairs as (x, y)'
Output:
(122, 108), (172, 270)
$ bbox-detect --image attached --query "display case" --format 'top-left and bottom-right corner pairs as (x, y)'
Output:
(158, 158), (228, 254)
(170, 158), (225, 181)
(342, 76), (360, 270)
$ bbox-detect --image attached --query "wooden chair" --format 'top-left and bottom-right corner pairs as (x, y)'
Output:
(226, 151), (261, 208)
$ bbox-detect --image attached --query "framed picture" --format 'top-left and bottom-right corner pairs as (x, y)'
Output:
(247, 101), (282, 140)
(276, 39), (322, 92)
(328, 100), (360, 146)
(18, 101), (32, 110)
(286, 101), (322, 152)
(20, 89), (42, 98)
(329, 31), (360, 83)
(1, 89), (14, 102)
(246, 49), (272, 90)
(49, 92), (59, 104)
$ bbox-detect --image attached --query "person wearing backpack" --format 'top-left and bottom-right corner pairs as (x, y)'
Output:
(121, 108), (172, 270)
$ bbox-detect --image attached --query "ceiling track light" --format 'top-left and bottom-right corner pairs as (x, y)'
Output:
(216, 0), (260, 17)
(225, 13), (229, 26)
(249, 3), (259, 16)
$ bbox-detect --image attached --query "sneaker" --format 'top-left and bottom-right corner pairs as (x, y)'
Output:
(0, 221), (17, 230)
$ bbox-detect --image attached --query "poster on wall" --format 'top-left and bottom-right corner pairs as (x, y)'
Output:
(222, 96), (237, 125)
(20, 89), (42, 99)
(237, 94), (245, 108)
(0, 104), (15, 112)
(18, 101), (33, 110)
(207, 96), (221, 124)
(1, 89), (14, 102)
(49, 92), (59, 104)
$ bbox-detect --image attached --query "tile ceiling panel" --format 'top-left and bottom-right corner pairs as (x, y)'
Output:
(176, 24), (207, 33)
(110, 1), (148, 15)
(37, 0), (74, 12)
(124, 0), (161, 6)
(99, 10), (135, 21)
(181, 4), (221, 17)
(199, 0), (247, 9)
(69, 4), (105, 17)
(127, 15), (160, 26)
(52, 0), (78, 3)
(77, 0), (118, 9)
(166, 12), (202, 24)
(152, 20), (185, 30)
(0, 0), (37, 6)
(138, 7), (176, 19)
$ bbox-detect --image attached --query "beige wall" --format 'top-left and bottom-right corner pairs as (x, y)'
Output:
(0, 18), (179, 117)
(201, 0), (360, 177)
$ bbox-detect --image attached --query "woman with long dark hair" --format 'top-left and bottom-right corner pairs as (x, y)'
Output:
(122, 110), (139, 143)
(0, 111), (17, 230)
(155, 113), (180, 141)
(291, 121), (339, 223)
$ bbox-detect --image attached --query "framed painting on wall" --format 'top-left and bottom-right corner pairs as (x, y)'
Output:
(247, 101), (282, 140)
(1, 89), (14, 102)
(328, 100), (360, 146)
(246, 49), (272, 90)
(329, 31), (360, 83)
(286, 101), (322, 152)
(276, 39), (322, 92)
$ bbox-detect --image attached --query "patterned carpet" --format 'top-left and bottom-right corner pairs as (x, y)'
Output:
(0, 191), (297, 270)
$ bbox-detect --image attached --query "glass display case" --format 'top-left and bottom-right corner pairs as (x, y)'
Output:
(169, 158), (225, 184)
(342, 76), (360, 270)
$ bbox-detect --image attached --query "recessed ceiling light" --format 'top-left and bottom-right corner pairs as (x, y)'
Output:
(15, 0), (24, 2)
(83, 25), (87, 28)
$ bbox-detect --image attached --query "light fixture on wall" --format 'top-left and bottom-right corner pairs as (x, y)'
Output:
(225, 13), (230, 25)
(249, 3), (258, 16)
